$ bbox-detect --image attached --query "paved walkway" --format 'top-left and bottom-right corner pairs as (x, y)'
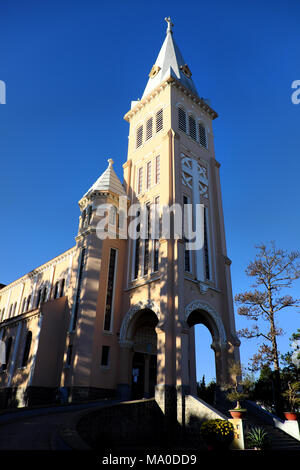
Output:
(0, 400), (119, 450)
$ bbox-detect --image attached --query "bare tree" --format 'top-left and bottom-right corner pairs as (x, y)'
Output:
(235, 242), (300, 414)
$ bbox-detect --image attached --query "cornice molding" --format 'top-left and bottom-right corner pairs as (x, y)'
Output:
(0, 247), (76, 295)
(124, 76), (218, 122)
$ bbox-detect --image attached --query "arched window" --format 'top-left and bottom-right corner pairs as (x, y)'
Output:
(22, 331), (32, 367)
(36, 289), (42, 308)
(13, 302), (17, 317)
(60, 279), (65, 297)
(2, 337), (12, 371)
(41, 286), (47, 303)
(87, 205), (92, 225)
(53, 281), (59, 299)
(26, 295), (31, 311)
(198, 123), (207, 148)
(22, 297), (27, 313)
(189, 115), (197, 141)
(81, 209), (86, 228)
(8, 304), (13, 318)
(178, 107), (187, 133)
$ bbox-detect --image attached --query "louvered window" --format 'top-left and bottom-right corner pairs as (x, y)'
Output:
(137, 167), (143, 194)
(199, 124), (207, 148)
(136, 125), (143, 148)
(178, 107), (187, 133)
(146, 161), (151, 189)
(146, 117), (153, 140)
(156, 109), (163, 132)
(155, 155), (160, 184)
(189, 116), (197, 141)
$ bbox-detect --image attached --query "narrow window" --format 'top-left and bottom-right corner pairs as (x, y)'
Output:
(136, 125), (143, 148)
(2, 337), (12, 371)
(81, 209), (86, 228)
(137, 167), (143, 194)
(13, 302), (17, 316)
(87, 205), (93, 225)
(155, 155), (160, 184)
(41, 287), (47, 303)
(26, 295), (31, 311)
(104, 248), (117, 332)
(153, 196), (160, 272)
(183, 195), (191, 272)
(199, 123), (207, 148)
(22, 297), (27, 313)
(53, 281), (59, 299)
(204, 207), (210, 280)
(143, 204), (151, 275)
(60, 278), (65, 297)
(146, 161), (151, 189)
(66, 344), (73, 366)
(134, 211), (141, 279)
(36, 289), (42, 308)
(156, 109), (163, 133)
(189, 115), (197, 140)
(146, 117), (153, 141)
(178, 107), (187, 133)
(72, 247), (87, 330)
(101, 345), (110, 367)
(8, 304), (13, 318)
(22, 331), (32, 367)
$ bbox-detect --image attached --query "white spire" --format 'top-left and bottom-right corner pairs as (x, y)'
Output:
(83, 158), (126, 198)
(142, 18), (199, 99)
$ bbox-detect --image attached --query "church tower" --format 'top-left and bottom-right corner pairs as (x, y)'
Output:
(118, 18), (241, 416)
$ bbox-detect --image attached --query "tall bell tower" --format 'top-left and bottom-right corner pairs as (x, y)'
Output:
(119, 18), (241, 417)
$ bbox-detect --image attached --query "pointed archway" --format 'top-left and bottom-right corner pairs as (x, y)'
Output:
(185, 300), (228, 399)
(118, 301), (160, 400)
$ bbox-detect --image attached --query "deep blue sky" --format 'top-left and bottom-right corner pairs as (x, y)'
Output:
(0, 0), (299, 382)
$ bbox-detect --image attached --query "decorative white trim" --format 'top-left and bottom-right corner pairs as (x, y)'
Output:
(184, 300), (227, 345)
(119, 300), (160, 343)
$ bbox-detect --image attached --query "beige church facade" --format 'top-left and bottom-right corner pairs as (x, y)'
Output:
(0, 19), (240, 412)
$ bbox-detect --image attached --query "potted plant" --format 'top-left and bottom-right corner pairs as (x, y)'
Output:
(246, 426), (270, 450)
(225, 361), (250, 418)
(282, 381), (300, 421)
(200, 419), (234, 450)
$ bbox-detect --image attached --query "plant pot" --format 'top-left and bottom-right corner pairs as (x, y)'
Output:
(229, 409), (246, 419)
(284, 411), (298, 421)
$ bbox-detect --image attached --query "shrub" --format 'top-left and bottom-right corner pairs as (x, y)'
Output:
(246, 426), (270, 450)
(200, 419), (234, 450)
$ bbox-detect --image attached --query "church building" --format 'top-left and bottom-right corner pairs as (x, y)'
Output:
(0, 18), (241, 412)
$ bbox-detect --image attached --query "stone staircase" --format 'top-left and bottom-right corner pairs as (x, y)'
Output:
(243, 407), (300, 451)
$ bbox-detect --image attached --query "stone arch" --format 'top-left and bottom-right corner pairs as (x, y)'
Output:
(184, 300), (227, 348)
(119, 300), (160, 345)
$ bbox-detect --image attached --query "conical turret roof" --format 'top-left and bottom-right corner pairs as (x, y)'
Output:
(83, 159), (126, 198)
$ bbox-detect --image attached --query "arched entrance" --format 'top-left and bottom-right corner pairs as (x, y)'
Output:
(185, 300), (227, 399)
(118, 301), (160, 400)
(131, 311), (158, 399)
